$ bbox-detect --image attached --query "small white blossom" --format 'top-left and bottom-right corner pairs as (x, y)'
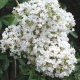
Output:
(0, 0), (77, 78)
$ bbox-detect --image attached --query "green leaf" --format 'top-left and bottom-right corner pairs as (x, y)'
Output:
(63, 73), (75, 80)
(0, 21), (2, 29)
(1, 15), (10, 19)
(19, 0), (28, 3)
(28, 71), (33, 80)
(19, 65), (28, 75)
(0, 15), (11, 26)
(3, 58), (9, 70)
(62, 5), (67, 10)
(0, 0), (8, 9)
(18, 59), (26, 66)
(0, 74), (8, 80)
(70, 31), (78, 38)
(16, 75), (25, 80)
(1, 19), (9, 26)
(75, 72), (80, 80)
(0, 54), (7, 60)
(0, 68), (3, 74)
(77, 59), (80, 62)
(8, 15), (18, 25)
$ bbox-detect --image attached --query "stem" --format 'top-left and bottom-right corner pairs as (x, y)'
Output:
(9, 59), (17, 80)
(15, 0), (19, 5)
(14, 59), (16, 78)
(5, 70), (9, 80)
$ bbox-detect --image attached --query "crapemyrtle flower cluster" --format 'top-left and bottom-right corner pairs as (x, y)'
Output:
(0, 0), (77, 78)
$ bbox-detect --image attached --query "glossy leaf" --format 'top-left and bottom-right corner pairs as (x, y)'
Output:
(0, 15), (11, 26)
(28, 71), (33, 80)
(8, 15), (18, 25)
(1, 19), (9, 26)
(0, 0), (8, 9)
(70, 31), (78, 38)
(18, 59), (26, 66)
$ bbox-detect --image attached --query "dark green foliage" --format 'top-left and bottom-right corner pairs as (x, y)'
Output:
(0, 54), (9, 71)
(0, 53), (9, 80)
(0, 0), (8, 9)
(16, 58), (46, 80)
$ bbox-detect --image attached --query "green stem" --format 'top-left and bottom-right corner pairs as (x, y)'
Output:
(14, 59), (16, 78)
(9, 59), (17, 80)
(15, 0), (19, 5)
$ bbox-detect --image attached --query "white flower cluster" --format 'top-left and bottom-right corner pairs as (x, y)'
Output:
(0, 0), (77, 78)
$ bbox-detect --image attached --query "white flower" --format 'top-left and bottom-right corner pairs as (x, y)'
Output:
(0, 0), (77, 78)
